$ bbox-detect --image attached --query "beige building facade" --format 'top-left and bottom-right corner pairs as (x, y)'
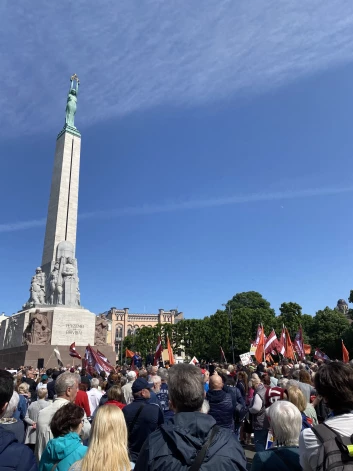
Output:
(105, 307), (183, 360)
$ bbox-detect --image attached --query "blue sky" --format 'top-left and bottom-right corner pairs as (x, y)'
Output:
(2, 2), (353, 319)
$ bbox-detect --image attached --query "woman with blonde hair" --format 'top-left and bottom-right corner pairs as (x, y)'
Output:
(69, 404), (133, 471)
(286, 385), (317, 429)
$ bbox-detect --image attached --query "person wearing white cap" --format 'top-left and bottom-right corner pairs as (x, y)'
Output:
(122, 371), (136, 405)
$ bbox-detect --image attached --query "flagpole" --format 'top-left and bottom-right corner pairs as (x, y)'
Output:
(45, 351), (55, 368)
(262, 325), (266, 364)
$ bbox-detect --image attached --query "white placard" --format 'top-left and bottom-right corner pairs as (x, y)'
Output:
(239, 352), (252, 366)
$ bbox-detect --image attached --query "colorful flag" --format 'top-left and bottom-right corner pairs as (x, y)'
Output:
(304, 344), (312, 355)
(294, 326), (306, 360)
(220, 346), (227, 362)
(125, 348), (135, 358)
(255, 325), (265, 363)
(97, 350), (114, 369)
(284, 328), (295, 360)
(277, 327), (286, 355)
(314, 348), (330, 361)
(342, 340), (349, 363)
(265, 329), (278, 354)
(153, 336), (163, 366)
(54, 346), (63, 367)
(84, 345), (114, 375)
(167, 336), (175, 365)
(69, 342), (82, 359)
(189, 356), (199, 365)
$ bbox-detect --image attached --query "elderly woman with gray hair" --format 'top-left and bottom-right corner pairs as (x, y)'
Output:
(251, 401), (302, 471)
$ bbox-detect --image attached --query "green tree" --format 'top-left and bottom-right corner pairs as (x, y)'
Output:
(311, 307), (350, 358)
(276, 302), (303, 337)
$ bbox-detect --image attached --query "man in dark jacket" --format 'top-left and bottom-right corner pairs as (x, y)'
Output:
(47, 370), (61, 400)
(0, 370), (37, 470)
(22, 369), (38, 402)
(135, 364), (246, 471)
(123, 377), (164, 462)
(207, 374), (234, 429)
(146, 351), (154, 366)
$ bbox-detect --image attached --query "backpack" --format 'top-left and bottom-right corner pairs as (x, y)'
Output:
(312, 422), (353, 471)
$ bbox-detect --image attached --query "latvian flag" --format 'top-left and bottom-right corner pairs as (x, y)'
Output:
(265, 329), (278, 355)
(153, 336), (163, 366)
(294, 326), (306, 360)
(69, 342), (82, 359)
(189, 356), (199, 365)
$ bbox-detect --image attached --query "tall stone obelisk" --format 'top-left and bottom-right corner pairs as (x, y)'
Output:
(42, 75), (81, 277)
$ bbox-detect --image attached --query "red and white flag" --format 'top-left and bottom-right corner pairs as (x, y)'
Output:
(255, 325), (262, 346)
(277, 327), (286, 355)
(69, 342), (82, 359)
(189, 356), (199, 365)
(83, 345), (114, 375)
(294, 326), (306, 360)
(153, 336), (163, 366)
(265, 329), (278, 354)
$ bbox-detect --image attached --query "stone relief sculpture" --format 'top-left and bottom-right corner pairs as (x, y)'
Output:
(95, 314), (108, 345)
(23, 268), (46, 309)
(23, 310), (51, 345)
(4, 317), (18, 349)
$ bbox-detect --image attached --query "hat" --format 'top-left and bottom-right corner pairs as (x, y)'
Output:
(132, 377), (151, 394)
(127, 371), (136, 380)
(41, 374), (48, 380)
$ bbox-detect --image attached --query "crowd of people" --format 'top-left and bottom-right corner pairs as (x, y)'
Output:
(0, 356), (351, 470)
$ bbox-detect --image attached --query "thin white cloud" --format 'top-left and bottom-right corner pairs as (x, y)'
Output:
(0, 2), (353, 136)
(0, 186), (351, 234)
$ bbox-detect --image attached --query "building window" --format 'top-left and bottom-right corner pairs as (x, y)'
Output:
(115, 325), (123, 340)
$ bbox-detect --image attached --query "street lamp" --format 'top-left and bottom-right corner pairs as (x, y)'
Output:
(222, 303), (235, 364)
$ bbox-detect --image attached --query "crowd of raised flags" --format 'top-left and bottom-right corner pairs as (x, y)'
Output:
(247, 325), (350, 364)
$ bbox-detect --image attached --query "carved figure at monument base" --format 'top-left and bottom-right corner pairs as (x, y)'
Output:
(95, 314), (108, 345)
(23, 310), (51, 345)
(23, 268), (46, 309)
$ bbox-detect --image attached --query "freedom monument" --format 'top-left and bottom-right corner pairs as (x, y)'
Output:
(0, 76), (114, 368)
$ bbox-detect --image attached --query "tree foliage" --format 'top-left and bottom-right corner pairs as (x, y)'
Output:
(122, 291), (353, 363)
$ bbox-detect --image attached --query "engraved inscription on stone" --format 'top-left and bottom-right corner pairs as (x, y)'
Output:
(50, 309), (95, 346)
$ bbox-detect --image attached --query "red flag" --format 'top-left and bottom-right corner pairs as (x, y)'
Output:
(69, 342), (82, 359)
(125, 349), (135, 358)
(284, 328), (295, 360)
(342, 340), (349, 363)
(84, 345), (114, 375)
(294, 326), (305, 360)
(167, 336), (175, 365)
(265, 329), (278, 354)
(255, 326), (265, 363)
(153, 336), (163, 366)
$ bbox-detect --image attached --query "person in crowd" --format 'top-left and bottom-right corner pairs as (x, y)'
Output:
(290, 370), (316, 403)
(207, 374), (234, 430)
(267, 368), (278, 387)
(203, 369), (210, 393)
(36, 374), (49, 391)
(0, 390), (25, 443)
(0, 370), (37, 470)
(39, 403), (87, 471)
(156, 368), (173, 419)
(146, 351), (154, 366)
(138, 369), (160, 406)
(135, 363), (247, 471)
(251, 401), (302, 471)
(249, 375), (269, 452)
(75, 384), (91, 418)
(24, 388), (49, 450)
(104, 385), (126, 409)
(36, 372), (91, 461)
(16, 382), (30, 420)
(236, 371), (248, 400)
(299, 362), (353, 471)
(80, 369), (91, 391)
(122, 377), (164, 462)
(122, 371), (136, 405)
(68, 404), (133, 471)
(47, 371), (61, 401)
(286, 385), (317, 428)
(151, 375), (162, 394)
(86, 378), (102, 416)
(22, 368), (38, 402)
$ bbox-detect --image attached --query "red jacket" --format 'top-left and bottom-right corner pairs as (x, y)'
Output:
(105, 400), (125, 410)
(75, 390), (91, 417)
